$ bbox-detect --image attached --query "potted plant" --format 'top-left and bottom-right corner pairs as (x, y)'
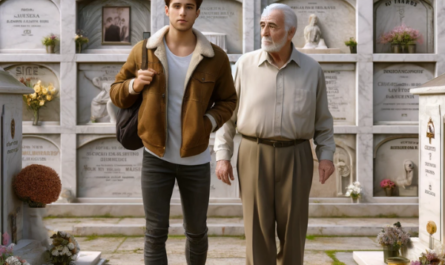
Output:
(20, 78), (58, 125)
(380, 179), (396, 196)
(12, 164), (61, 208)
(345, 181), (361, 203)
(48, 231), (80, 265)
(0, 233), (14, 265)
(410, 250), (443, 265)
(42, 34), (59, 54)
(4, 256), (30, 265)
(379, 25), (423, 54)
(380, 30), (402, 53)
(344, 37), (357, 54)
(75, 30), (89, 53)
(377, 222), (411, 263)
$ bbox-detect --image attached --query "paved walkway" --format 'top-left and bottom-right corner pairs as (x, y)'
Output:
(74, 236), (382, 265)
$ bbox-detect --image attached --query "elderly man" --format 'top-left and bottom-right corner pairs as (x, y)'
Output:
(214, 3), (335, 264)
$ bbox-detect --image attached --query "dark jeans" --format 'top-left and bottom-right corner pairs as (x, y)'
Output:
(141, 151), (210, 265)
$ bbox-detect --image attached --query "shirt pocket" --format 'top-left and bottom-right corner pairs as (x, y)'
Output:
(294, 88), (311, 115)
(188, 71), (216, 103)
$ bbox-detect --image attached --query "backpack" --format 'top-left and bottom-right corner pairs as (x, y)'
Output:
(115, 38), (149, 150)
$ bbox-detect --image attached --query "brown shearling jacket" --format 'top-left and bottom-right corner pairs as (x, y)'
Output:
(110, 26), (237, 158)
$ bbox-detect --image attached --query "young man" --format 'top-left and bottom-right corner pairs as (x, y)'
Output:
(109, 0), (237, 263)
(215, 4), (335, 265)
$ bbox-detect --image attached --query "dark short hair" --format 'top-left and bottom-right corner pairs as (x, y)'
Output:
(106, 17), (113, 22)
(165, 0), (203, 10)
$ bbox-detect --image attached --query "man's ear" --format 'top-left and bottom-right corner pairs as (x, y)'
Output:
(196, 8), (200, 18)
(165, 5), (169, 16)
(288, 27), (296, 41)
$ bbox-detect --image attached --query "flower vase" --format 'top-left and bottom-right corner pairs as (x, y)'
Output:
(400, 44), (407, 53)
(400, 245), (408, 257)
(391, 44), (401, 53)
(77, 43), (82, 53)
(383, 245), (400, 264)
(349, 46), (357, 54)
(351, 197), (359, 203)
(32, 109), (40, 126)
(28, 200), (46, 208)
(408, 44), (416, 54)
(384, 187), (393, 196)
(46, 45), (55, 54)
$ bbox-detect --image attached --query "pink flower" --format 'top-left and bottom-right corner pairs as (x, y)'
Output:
(2, 232), (9, 246)
(0, 245), (6, 255)
(380, 179), (395, 188)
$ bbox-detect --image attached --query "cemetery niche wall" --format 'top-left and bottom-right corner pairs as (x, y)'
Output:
(374, 0), (434, 53)
(0, 0), (61, 54)
(77, 0), (151, 53)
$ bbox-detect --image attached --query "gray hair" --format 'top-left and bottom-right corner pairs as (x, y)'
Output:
(261, 3), (297, 31)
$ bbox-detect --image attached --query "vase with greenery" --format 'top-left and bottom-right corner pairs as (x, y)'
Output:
(344, 37), (357, 54)
(379, 24), (423, 54)
(377, 222), (411, 264)
(345, 181), (361, 203)
(20, 78), (58, 125)
(42, 34), (59, 54)
(75, 30), (89, 53)
(12, 164), (61, 208)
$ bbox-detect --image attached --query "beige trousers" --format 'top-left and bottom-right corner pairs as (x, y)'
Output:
(237, 138), (314, 265)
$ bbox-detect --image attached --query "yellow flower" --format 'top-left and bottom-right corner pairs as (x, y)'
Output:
(27, 101), (31, 106)
(46, 95), (52, 101)
(48, 83), (56, 93)
(75, 35), (79, 40)
(42, 87), (48, 95)
(27, 97), (31, 102)
(39, 100), (45, 106)
(30, 93), (37, 99)
(34, 83), (41, 93)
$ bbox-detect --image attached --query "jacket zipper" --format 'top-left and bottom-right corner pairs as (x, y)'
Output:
(161, 62), (168, 157)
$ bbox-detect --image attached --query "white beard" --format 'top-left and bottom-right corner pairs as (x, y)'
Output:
(261, 33), (288, 52)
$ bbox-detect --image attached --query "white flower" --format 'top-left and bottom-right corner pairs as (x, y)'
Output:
(57, 245), (64, 251)
(52, 249), (59, 256)
(353, 181), (361, 187)
(72, 254), (78, 261)
(5, 256), (21, 265)
(59, 231), (67, 237)
(345, 191), (351, 196)
(62, 246), (70, 255)
(68, 242), (75, 250)
(66, 251), (72, 257)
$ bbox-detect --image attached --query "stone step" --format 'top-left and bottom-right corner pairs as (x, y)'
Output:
(44, 217), (419, 237)
(45, 202), (419, 218)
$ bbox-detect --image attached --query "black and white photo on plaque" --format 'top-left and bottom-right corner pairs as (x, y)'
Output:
(102, 6), (131, 45)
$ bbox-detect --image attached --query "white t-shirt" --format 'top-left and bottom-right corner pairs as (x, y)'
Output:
(143, 39), (211, 165)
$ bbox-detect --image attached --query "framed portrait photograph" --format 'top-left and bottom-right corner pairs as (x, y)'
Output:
(102, 6), (131, 45)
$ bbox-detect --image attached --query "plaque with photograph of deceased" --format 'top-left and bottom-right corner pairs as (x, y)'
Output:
(321, 63), (356, 125)
(77, 64), (122, 124)
(77, 136), (144, 198)
(268, 0), (356, 54)
(22, 135), (60, 176)
(310, 135), (356, 198)
(77, 0), (150, 52)
(102, 6), (131, 45)
(2, 63), (60, 124)
(374, 0), (434, 53)
(374, 135), (419, 197)
(373, 63), (434, 124)
(0, 0), (60, 53)
(194, 0), (243, 54)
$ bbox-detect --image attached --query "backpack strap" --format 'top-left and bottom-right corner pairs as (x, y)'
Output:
(141, 38), (148, 70)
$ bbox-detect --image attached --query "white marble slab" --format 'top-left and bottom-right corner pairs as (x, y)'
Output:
(0, 0), (61, 53)
(22, 135), (61, 176)
(353, 251), (385, 265)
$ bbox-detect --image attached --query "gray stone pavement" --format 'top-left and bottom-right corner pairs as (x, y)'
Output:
(74, 236), (381, 265)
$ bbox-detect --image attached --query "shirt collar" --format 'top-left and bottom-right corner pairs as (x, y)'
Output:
(258, 43), (301, 68)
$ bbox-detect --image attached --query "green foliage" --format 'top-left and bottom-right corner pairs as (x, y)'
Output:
(344, 37), (357, 47)
(42, 34), (59, 46)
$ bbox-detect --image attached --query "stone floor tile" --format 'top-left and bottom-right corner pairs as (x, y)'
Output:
(305, 237), (381, 251)
(303, 251), (334, 265)
(336, 251), (359, 265)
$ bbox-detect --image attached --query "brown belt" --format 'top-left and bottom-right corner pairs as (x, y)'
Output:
(242, 135), (307, 148)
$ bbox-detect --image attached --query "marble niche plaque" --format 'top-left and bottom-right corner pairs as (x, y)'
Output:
(2, 63), (61, 124)
(374, 0), (434, 53)
(272, 0), (356, 54)
(194, 0), (243, 54)
(374, 63), (434, 124)
(418, 104), (441, 245)
(77, 64), (122, 124)
(310, 134), (356, 198)
(22, 135), (60, 176)
(374, 135), (419, 197)
(0, 0), (60, 53)
(77, 0), (150, 53)
(321, 63), (356, 125)
(77, 137), (143, 198)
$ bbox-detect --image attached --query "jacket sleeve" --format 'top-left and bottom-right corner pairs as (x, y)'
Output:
(205, 53), (238, 132)
(313, 67), (336, 161)
(109, 41), (142, 109)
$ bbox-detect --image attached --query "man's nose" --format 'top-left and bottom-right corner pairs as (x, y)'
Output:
(180, 7), (186, 15)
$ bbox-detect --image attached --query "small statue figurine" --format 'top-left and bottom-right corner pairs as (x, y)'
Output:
(90, 76), (117, 123)
(396, 159), (414, 189)
(303, 14), (328, 49)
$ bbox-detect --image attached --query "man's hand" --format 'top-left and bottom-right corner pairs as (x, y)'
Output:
(216, 160), (235, 186)
(319, 160), (335, 184)
(133, 69), (157, 93)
